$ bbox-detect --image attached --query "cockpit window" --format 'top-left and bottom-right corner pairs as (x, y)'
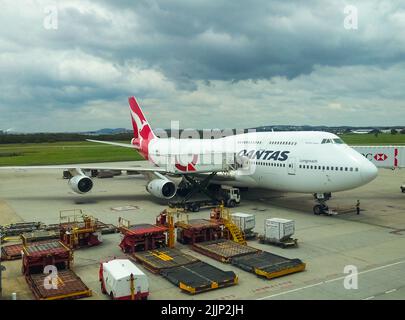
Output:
(322, 138), (345, 144)
(333, 138), (344, 144)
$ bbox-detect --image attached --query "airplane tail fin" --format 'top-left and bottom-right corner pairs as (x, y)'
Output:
(128, 96), (156, 159)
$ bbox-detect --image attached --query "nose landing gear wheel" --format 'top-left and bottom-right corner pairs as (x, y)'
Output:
(313, 204), (328, 215)
(313, 205), (322, 215)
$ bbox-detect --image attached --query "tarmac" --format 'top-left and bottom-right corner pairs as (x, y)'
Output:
(1, 162), (405, 300)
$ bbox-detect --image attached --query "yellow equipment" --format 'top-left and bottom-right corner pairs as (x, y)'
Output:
(155, 208), (189, 248)
(59, 209), (100, 249)
(210, 204), (246, 245)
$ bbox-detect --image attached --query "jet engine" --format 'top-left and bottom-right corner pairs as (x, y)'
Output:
(68, 175), (94, 194)
(146, 179), (177, 199)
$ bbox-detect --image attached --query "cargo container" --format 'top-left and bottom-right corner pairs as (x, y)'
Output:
(264, 218), (295, 242)
(99, 259), (149, 300)
(231, 212), (256, 238)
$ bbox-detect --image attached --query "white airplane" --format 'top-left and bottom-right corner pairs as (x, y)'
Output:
(0, 97), (378, 215)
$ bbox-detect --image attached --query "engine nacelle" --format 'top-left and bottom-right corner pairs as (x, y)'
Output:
(68, 175), (94, 194)
(146, 179), (177, 199)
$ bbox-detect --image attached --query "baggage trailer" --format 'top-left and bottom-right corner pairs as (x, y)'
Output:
(21, 230), (59, 245)
(192, 239), (259, 263)
(160, 261), (238, 294)
(176, 219), (223, 245)
(1, 221), (42, 238)
(22, 241), (72, 275)
(231, 251), (306, 280)
(258, 235), (298, 248)
(21, 240), (91, 300)
(1, 243), (24, 260)
(26, 270), (92, 300)
(132, 248), (199, 274)
(259, 218), (298, 248)
(1, 240), (57, 261)
(193, 240), (306, 280)
(44, 221), (118, 235)
(119, 222), (168, 253)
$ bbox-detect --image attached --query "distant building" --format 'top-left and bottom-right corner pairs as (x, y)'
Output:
(352, 129), (375, 134)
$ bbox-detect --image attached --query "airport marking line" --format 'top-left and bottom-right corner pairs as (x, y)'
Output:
(257, 259), (405, 300)
(385, 289), (397, 294)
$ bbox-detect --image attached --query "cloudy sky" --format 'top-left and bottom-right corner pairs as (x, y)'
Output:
(1, 0), (405, 132)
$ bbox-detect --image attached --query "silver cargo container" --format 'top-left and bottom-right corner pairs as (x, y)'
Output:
(231, 212), (255, 232)
(264, 218), (295, 242)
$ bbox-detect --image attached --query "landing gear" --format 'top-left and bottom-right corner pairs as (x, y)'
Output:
(313, 193), (331, 215)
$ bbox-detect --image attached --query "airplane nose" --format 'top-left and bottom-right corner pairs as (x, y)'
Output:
(361, 161), (378, 184)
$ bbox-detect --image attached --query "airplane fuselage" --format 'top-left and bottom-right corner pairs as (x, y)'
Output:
(147, 131), (378, 194)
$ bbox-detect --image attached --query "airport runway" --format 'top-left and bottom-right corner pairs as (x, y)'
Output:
(1, 162), (405, 300)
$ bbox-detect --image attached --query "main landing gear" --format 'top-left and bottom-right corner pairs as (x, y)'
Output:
(313, 193), (332, 215)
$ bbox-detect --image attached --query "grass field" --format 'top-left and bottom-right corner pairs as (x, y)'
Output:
(339, 133), (405, 145)
(0, 133), (404, 166)
(0, 141), (143, 166)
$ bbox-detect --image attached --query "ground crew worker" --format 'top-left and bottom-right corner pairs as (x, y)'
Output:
(356, 200), (360, 215)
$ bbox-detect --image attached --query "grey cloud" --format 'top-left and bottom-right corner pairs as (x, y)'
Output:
(0, 0), (404, 132)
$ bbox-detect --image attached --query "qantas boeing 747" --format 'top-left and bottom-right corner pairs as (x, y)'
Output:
(0, 97), (378, 214)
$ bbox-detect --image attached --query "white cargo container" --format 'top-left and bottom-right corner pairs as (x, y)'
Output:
(264, 218), (295, 242)
(231, 212), (255, 232)
(100, 259), (149, 300)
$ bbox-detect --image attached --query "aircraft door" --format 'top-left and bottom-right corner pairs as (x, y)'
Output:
(288, 157), (296, 175)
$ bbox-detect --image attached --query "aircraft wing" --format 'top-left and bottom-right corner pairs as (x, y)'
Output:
(0, 165), (166, 173)
(85, 139), (136, 148)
